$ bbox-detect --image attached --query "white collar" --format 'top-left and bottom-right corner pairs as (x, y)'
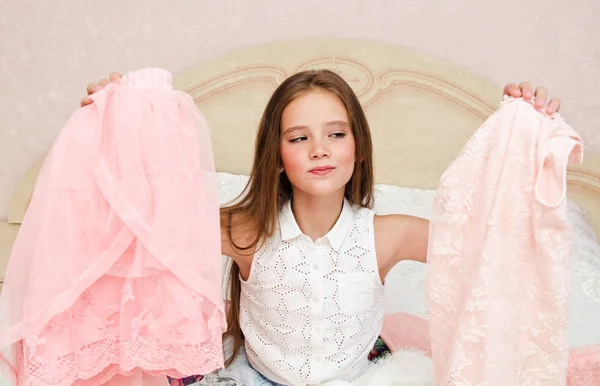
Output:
(279, 198), (353, 252)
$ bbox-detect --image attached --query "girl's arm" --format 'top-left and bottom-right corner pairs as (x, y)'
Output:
(220, 214), (256, 280)
(374, 214), (429, 280)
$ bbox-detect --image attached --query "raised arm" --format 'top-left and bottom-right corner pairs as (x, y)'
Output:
(374, 214), (429, 280)
(219, 213), (257, 280)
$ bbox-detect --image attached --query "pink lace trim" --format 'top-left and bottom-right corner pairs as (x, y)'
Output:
(13, 276), (225, 385)
(18, 336), (222, 385)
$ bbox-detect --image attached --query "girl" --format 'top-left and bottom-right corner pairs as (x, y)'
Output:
(81, 70), (561, 385)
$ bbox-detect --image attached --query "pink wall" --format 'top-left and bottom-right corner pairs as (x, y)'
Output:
(1, 0), (598, 220)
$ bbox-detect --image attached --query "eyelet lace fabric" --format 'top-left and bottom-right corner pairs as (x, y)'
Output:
(240, 204), (384, 385)
(0, 68), (226, 385)
(426, 97), (585, 385)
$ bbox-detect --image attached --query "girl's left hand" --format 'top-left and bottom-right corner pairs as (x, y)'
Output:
(503, 82), (561, 115)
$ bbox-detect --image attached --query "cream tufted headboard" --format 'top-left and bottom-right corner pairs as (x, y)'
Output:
(1, 38), (600, 288)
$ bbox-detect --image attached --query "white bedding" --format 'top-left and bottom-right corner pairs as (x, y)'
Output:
(216, 172), (600, 349)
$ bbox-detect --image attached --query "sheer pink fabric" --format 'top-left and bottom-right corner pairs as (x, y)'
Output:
(380, 313), (600, 384)
(426, 97), (583, 385)
(0, 68), (226, 385)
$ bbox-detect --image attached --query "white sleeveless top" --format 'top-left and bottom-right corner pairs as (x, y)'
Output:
(239, 199), (384, 385)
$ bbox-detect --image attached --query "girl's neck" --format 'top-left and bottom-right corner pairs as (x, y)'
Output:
(290, 190), (345, 242)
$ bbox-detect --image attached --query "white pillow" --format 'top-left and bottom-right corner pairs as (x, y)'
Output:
(217, 173), (250, 207)
(215, 171), (599, 248)
(215, 173), (600, 347)
(369, 180), (600, 348)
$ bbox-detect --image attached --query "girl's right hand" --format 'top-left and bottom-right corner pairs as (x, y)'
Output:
(80, 72), (122, 107)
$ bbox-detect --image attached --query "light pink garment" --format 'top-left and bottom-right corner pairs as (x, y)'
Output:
(567, 345), (600, 385)
(426, 97), (583, 385)
(0, 68), (226, 385)
(380, 312), (431, 356)
(380, 313), (600, 384)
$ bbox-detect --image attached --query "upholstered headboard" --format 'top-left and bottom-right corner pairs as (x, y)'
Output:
(2, 38), (600, 287)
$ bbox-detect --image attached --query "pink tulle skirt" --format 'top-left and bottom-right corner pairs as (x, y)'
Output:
(0, 68), (226, 385)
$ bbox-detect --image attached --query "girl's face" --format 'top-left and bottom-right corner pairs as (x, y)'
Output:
(280, 90), (356, 199)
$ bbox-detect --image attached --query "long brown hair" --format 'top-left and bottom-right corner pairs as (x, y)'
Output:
(220, 69), (374, 366)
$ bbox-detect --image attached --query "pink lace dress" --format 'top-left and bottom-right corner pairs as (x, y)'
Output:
(382, 98), (599, 384)
(0, 68), (226, 385)
(426, 97), (586, 385)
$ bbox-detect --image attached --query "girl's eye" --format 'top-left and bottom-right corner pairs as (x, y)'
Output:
(289, 136), (307, 143)
(331, 132), (346, 139)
